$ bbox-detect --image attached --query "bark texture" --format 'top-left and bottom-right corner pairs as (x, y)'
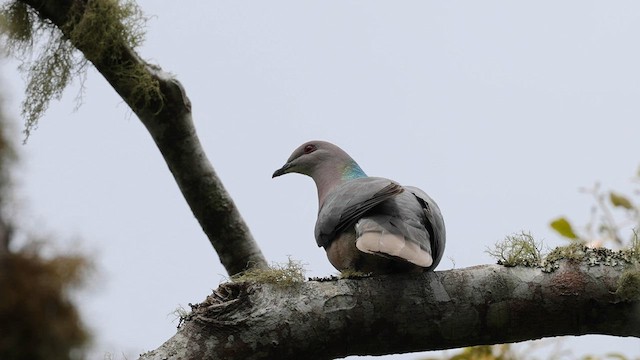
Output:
(17, 0), (267, 275)
(139, 261), (640, 360)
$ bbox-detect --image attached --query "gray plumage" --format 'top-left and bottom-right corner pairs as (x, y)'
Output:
(273, 140), (446, 273)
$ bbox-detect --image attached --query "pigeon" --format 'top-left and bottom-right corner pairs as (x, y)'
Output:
(273, 140), (445, 274)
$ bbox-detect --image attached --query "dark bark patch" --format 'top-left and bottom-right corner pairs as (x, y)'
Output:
(550, 267), (587, 297)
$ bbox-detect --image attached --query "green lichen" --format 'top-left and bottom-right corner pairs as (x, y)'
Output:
(66, 0), (146, 62)
(542, 243), (640, 273)
(232, 257), (305, 288)
(489, 232), (640, 273)
(486, 232), (543, 267)
(0, 0), (153, 140)
(118, 61), (163, 115)
(541, 242), (586, 272)
(66, 0), (161, 114)
(614, 268), (640, 302)
(338, 269), (373, 279)
(0, 2), (33, 46)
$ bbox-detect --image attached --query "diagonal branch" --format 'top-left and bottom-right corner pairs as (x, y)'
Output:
(17, 0), (267, 275)
(140, 262), (640, 360)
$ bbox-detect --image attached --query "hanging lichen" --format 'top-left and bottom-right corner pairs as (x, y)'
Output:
(0, 2), (33, 46)
(0, 0), (154, 141)
(65, 0), (162, 114)
(65, 0), (146, 63)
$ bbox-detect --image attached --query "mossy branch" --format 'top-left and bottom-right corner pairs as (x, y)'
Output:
(0, 0), (154, 140)
(2, 0), (268, 274)
(488, 232), (640, 274)
(141, 263), (640, 360)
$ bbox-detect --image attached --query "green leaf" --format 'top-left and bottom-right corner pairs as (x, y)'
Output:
(550, 217), (578, 239)
(609, 192), (634, 210)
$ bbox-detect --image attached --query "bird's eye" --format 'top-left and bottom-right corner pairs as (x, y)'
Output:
(303, 144), (317, 154)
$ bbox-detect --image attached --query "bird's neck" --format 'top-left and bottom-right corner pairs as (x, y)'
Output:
(341, 161), (367, 180)
(315, 161), (367, 206)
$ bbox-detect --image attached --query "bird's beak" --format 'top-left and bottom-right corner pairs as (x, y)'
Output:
(272, 162), (292, 178)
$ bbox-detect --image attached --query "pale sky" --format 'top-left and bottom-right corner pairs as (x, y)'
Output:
(3, 1), (640, 358)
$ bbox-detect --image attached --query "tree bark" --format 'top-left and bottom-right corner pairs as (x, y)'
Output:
(17, 0), (268, 275)
(138, 261), (639, 360)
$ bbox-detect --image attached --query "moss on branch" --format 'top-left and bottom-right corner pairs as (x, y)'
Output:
(231, 257), (306, 288)
(0, 0), (156, 140)
(488, 232), (640, 275)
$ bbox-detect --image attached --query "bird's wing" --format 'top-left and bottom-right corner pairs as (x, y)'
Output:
(352, 186), (445, 269)
(404, 186), (446, 270)
(314, 177), (403, 248)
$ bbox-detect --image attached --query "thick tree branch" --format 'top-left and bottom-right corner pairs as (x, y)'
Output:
(18, 0), (267, 275)
(139, 261), (639, 360)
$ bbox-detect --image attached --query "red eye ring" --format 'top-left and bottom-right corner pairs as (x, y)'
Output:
(303, 144), (316, 154)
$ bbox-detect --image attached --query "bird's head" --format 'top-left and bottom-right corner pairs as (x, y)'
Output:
(272, 140), (346, 178)
(273, 140), (367, 203)
(273, 140), (338, 177)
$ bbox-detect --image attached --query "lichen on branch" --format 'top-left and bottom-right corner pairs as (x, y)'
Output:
(65, 0), (146, 63)
(231, 257), (306, 287)
(486, 231), (543, 267)
(0, 0), (154, 140)
(488, 231), (640, 275)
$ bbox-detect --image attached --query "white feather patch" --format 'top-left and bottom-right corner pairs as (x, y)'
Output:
(355, 231), (433, 268)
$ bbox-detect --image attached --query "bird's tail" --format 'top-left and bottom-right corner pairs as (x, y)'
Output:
(355, 219), (433, 267)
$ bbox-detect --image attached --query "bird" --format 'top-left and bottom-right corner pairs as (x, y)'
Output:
(272, 140), (446, 274)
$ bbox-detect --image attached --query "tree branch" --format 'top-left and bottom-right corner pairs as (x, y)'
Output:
(139, 261), (639, 360)
(17, 0), (267, 275)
